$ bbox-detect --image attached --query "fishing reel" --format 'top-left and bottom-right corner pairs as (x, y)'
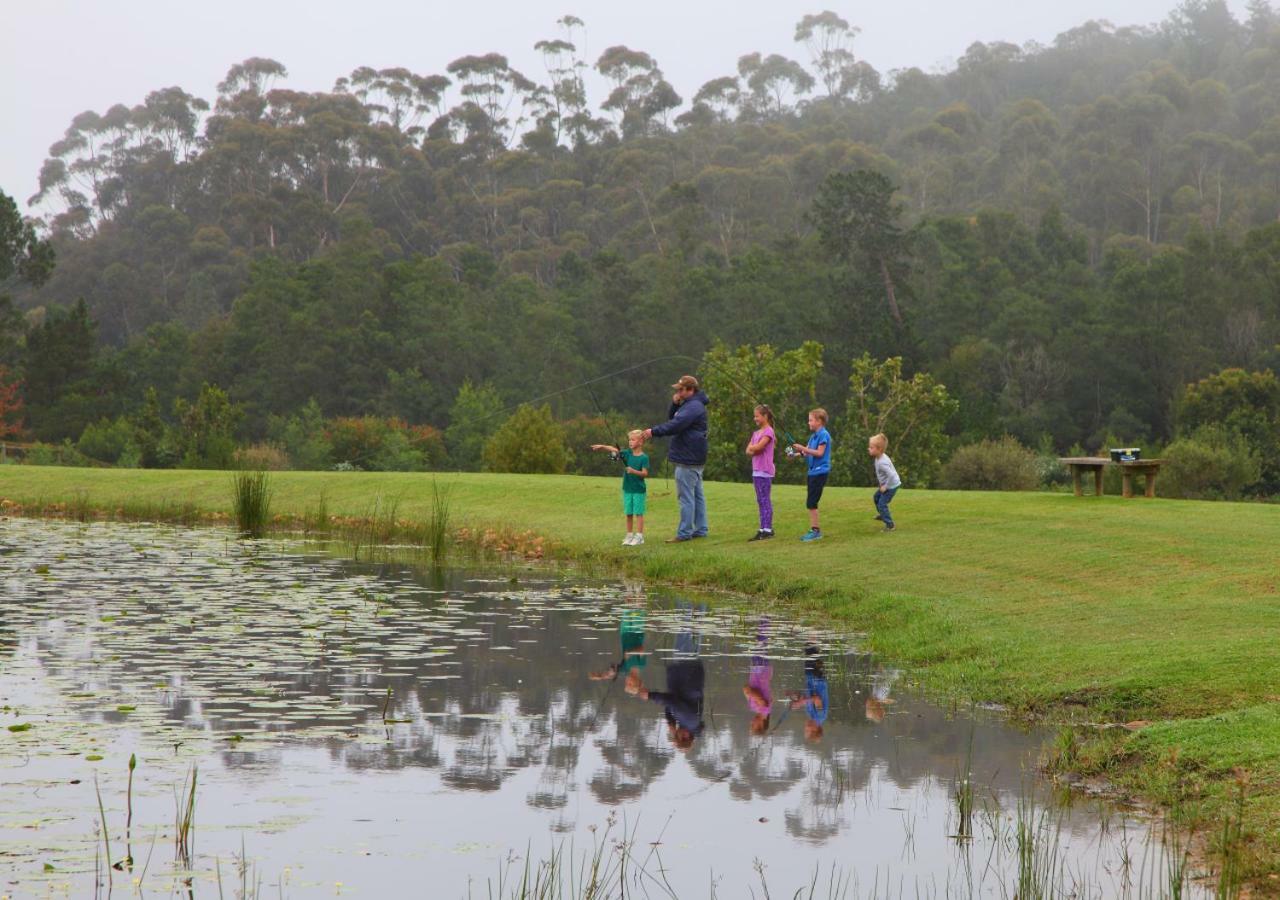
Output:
(784, 445), (801, 460)
(609, 451), (626, 465)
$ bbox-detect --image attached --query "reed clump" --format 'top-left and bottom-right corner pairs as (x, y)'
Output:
(231, 471), (272, 538)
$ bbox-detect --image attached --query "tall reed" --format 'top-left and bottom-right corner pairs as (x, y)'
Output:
(425, 480), (453, 563)
(231, 471), (272, 538)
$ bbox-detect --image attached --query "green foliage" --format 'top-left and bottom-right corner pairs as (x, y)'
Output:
(325, 416), (442, 472)
(0, 189), (54, 287)
(231, 470), (272, 538)
(482, 404), (569, 474)
(266, 399), (333, 470)
(700, 341), (824, 484)
(174, 384), (242, 469)
(841, 354), (957, 487)
(446, 380), (505, 471)
(1161, 425), (1262, 501)
(129, 388), (177, 469)
(1178, 368), (1280, 493)
(941, 436), (1040, 491)
(77, 417), (139, 466)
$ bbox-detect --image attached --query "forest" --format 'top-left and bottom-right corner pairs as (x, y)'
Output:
(2, 0), (1280, 496)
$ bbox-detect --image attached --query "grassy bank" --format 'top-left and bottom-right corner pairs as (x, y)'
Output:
(2, 466), (1279, 878)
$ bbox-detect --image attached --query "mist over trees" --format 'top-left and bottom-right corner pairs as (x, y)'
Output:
(4, 0), (1280, 489)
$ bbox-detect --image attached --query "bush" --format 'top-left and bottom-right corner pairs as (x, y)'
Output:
(267, 399), (333, 470)
(23, 440), (93, 468)
(482, 404), (569, 474)
(941, 436), (1039, 491)
(77, 417), (138, 465)
(325, 416), (443, 471)
(233, 443), (290, 471)
(1160, 425), (1261, 501)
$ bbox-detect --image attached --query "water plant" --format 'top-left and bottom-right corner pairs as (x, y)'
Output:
(1216, 771), (1248, 900)
(231, 470), (272, 537)
(953, 722), (975, 842)
(175, 765), (198, 872)
(425, 478), (453, 563)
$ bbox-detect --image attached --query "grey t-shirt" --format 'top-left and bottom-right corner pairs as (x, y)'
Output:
(874, 454), (901, 489)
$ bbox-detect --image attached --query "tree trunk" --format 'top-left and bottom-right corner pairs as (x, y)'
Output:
(879, 256), (904, 326)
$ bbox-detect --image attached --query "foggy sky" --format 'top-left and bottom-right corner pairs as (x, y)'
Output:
(0, 0), (1249, 216)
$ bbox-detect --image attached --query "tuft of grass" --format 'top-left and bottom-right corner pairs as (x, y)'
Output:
(425, 479), (453, 563)
(231, 471), (272, 538)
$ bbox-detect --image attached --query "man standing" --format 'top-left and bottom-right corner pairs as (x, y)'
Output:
(643, 375), (709, 543)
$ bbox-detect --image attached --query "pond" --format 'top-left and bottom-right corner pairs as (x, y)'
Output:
(0, 520), (1203, 898)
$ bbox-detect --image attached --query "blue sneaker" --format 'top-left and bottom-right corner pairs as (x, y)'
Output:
(800, 529), (823, 542)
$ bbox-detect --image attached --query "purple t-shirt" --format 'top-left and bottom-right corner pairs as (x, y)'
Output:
(750, 426), (776, 478)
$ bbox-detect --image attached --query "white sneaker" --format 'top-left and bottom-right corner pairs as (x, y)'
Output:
(632, 534), (644, 546)
(622, 533), (634, 546)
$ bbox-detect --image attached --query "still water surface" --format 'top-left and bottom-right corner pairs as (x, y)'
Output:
(0, 521), (1201, 897)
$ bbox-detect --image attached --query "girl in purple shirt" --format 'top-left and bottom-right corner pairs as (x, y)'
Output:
(746, 405), (777, 541)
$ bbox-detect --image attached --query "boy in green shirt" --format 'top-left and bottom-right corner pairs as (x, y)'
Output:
(591, 430), (650, 546)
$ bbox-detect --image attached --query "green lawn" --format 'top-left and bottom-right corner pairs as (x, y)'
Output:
(3, 466), (1280, 874)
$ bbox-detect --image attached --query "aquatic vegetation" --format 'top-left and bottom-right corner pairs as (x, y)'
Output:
(231, 469), (272, 537)
(0, 519), (1212, 897)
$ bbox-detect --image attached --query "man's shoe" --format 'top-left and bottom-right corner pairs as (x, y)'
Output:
(873, 514), (884, 522)
(883, 523), (896, 532)
(665, 536), (692, 543)
(691, 533), (707, 539)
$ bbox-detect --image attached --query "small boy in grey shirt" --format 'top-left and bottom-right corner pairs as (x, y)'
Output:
(868, 433), (901, 532)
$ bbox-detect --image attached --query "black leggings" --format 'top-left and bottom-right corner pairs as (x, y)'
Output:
(806, 474), (829, 510)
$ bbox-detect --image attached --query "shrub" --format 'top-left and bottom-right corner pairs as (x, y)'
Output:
(326, 416), (443, 471)
(174, 383), (242, 469)
(1160, 425), (1261, 501)
(482, 404), (569, 474)
(233, 443), (290, 471)
(941, 436), (1039, 491)
(77, 417), (138, 465)
(267, 399), (333, 470)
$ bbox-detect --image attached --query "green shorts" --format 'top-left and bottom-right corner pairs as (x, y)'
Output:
(623, 492), (647, 515)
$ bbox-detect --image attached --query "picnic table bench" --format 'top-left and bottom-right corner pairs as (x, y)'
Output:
(1058, 457), (1166, 498)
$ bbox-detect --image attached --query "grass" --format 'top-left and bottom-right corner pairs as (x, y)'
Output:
(231, 470), (271, 537)
(2, 466), (1279, 878)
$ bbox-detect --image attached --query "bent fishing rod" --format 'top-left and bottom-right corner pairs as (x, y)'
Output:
(474, 353), (811, 451)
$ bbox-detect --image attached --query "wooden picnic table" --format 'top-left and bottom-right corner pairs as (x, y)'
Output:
(1058, 457), (1166, 498)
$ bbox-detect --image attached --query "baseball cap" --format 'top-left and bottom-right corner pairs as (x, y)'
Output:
(671, 375), (699, 391)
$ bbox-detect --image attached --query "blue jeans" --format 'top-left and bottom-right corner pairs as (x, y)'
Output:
(674, 464), (708, 539)
(874, 487), (898, 526)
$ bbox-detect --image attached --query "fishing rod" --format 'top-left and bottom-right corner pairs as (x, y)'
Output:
(473, 352), (810, 453)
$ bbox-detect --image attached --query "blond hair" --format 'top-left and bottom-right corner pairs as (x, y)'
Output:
(628, 429), (646, 441)
(809, 408), (829, 424)
(869, 433), (888, 451)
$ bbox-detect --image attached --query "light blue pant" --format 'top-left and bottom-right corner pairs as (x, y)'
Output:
(673, 464), (708, 539)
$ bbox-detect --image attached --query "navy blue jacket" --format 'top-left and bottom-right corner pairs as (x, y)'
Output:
(650, 391), (709, 466)
(647, 659), (705, 735)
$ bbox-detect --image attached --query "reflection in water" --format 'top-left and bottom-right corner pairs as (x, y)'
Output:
(0, 520), (1207, 897)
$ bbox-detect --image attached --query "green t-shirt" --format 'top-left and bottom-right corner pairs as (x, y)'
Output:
(620, 449), (649, 494)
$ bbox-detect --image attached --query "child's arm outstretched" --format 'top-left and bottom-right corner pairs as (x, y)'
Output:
(589, 444), (619, 454)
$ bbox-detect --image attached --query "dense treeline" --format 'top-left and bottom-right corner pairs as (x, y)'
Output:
(2, 1), (1280, 492)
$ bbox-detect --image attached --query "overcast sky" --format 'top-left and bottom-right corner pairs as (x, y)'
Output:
(1, 0), (1248, 214)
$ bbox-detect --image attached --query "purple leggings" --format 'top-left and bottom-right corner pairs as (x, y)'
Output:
(754, 476), (773, 531)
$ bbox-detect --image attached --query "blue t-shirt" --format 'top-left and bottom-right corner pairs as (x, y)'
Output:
(807, 427), (832, 476)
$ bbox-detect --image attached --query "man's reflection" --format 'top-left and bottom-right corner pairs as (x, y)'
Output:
(624, 601), (706, 751)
